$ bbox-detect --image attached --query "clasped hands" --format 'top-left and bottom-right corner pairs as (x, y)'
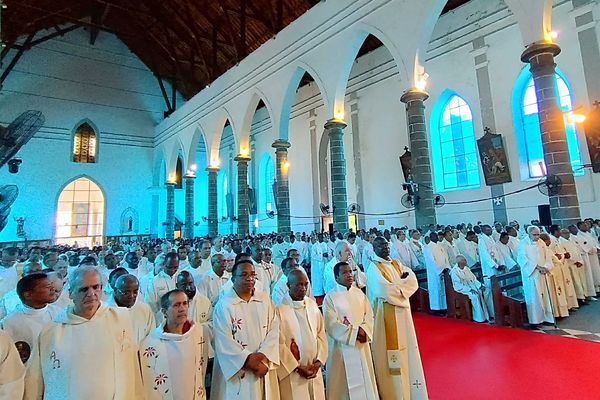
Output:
(244, 352), (269, 378)
(296, 360), (322, 379)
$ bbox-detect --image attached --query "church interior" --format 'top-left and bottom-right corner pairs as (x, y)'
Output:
(2, 0), (600, 398)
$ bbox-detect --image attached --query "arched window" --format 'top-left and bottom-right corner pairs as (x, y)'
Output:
(259, 155), (276, 213)
(55, 177), (104, 247)
(72, 122), (97, 163)
(431, 93), (480, 191)
(517, 68), (583, 178)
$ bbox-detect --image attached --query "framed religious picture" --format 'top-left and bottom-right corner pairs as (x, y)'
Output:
(477, 127), (512, 186)
(399, 147), (412, 182)
(584, 104), (600, 173)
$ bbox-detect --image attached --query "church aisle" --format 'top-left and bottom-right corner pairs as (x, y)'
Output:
(413, 313), (600, 400)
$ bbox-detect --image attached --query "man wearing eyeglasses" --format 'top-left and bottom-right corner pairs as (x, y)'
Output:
(213, 260), (280, 400)
(24, 265), (143, 399)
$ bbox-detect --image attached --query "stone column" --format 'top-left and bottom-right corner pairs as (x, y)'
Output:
(308, 111), (321, 231)
(272, 139), (292, 234)
(207, 167), (219, 237)
(324, 118), (349, 233)
(400, 89), (437, 228)
(183, 175), (195, 239)
(348, 93), (366, 230)
(521, 43), (581, 227)
(165, 182), (175, 240)
(235, 154), (251, 236)
(472, 37), (509, 225)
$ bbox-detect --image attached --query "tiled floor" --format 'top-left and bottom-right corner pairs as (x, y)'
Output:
(532, 298), (600, 343)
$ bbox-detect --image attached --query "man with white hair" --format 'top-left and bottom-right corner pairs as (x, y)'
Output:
(24, 265), (142, 399)
(450, 255), (494, 322)
(323, 241), (366, 294)
(517, 226), (555, 327)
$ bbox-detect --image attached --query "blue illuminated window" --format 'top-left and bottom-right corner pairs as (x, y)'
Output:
(259, 155), (276, 213)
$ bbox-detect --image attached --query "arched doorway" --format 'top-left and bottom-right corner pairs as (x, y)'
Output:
(55, 177), (105, 247)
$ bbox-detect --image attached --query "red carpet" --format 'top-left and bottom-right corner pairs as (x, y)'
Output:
(413, 313), (600, 400)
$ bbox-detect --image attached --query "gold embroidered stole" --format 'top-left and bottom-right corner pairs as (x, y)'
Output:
(375, 260), (403, 375)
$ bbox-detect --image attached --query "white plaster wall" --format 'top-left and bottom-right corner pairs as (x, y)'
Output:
(0, 29), (170, 242)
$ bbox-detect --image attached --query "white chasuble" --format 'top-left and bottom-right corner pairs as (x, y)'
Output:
(0, 329), (25, 399)
(277, 294), (327, 400)
(106, 295), (156, 344)
(517, 239), (554, 325)
(24, 303), (143, 400)
(140, 322), (208, 400)
(423, 242), (448, 310)
(323, 284), (378, 400)
(367, 256), (428, 400)
(449, 265), (494, 322)
(213, 286), (280, 400)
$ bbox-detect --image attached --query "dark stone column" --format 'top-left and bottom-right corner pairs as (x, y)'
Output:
(324, 118), (349, 233)
(165, 182), (175, 240)
(272, 140), (291, 234)
(400, 89), (437, 228)
(521, 43), (581, 227)
(207, 167), (219, 237)
(184, 175), (195, 239)
(235, 154), (251, 236)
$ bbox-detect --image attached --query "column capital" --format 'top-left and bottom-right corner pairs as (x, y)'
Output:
(184, 174), (196, 180)
(324, 118), (347, 130)
(272, 139), (291, 150)
(165, 181), (176, 187)
(206, 166), (220, 173)
(234, 154), (251, 163)
(520, 42), (561, 63)
(400, 89), (429, 103)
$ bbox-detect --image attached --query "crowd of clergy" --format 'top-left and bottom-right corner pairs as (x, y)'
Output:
(0, 216), (599, 399)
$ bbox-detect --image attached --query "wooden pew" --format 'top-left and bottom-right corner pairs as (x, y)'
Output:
(410, 268), (430, 313)
(443, 265), (484, 321)
(491, 270), (528, 328)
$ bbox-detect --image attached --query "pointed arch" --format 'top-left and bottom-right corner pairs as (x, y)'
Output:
(279, 63), (330, 140)
(211, 107), (239, 161)
(71, 119), (100, 163)
(430, 90), (481, 191)
(55, 175), (105, 247)
(187, 125), (209, 172)
(511, 65), (583, 179)
(239, 89), (275, 148)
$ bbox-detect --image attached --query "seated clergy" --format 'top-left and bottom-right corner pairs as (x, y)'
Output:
(24, 266), (142, 399)
(1, 273), (59, 367)
(323, 262), (378, 400)
(0, 329), (25, 399)
(277, 269), (327, 400)
(450, 255), (494, 322)
(107, 274), (155, 344)
(213, 260), (280, 399)
(140, 289), (208, 400)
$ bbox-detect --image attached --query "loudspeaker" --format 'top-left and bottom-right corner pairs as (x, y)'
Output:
(538, 204), (552, 227)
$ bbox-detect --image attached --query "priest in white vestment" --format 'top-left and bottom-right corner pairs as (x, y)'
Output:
(310, 234), (329, 296)
(0, 329), (25, 399)
(0, 247), (19, 299)
(516, 227), (555, 326)
(539, 234), (569, 317)
(479, 225), (506, 290)
(576, 221), (600, 293)
(251, 243), (280, 295)
(24, 266), (143, 399)
(277, 269), (327, 400)
(176, 271), (212, 327)
(272, 258), (314, 306)
(450, 255), (494, 322)
(366, 237), (428, 400)
(1, 273), (59, 367)
(197, 254), (230, 306)
(456, 231), (480, 267)
(107, 274), (155, 344)
(0, 260), (43, 318)
(323, 261), (378, 400)
(567, 226), (598, 298)
(390, 230), (420, 270)
(440, 231), (459, 266)
(560, 229), (589, 301)
(409, 231), (426, 269)
(213, 260), (281, 400)
(497, 233), (518, 270)
(146, 252), (180, 320)
(547, 228), (578, 310)
(323, 241), (366, 294)
(140, 289), (208, 400)
(423, 232), (450, 311)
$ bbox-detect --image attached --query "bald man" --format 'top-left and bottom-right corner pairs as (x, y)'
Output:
(278, 269), (327, 400)
(107, 274), (155, 344)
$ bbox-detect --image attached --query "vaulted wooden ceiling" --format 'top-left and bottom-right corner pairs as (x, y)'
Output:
(1, 0), (470, 100)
